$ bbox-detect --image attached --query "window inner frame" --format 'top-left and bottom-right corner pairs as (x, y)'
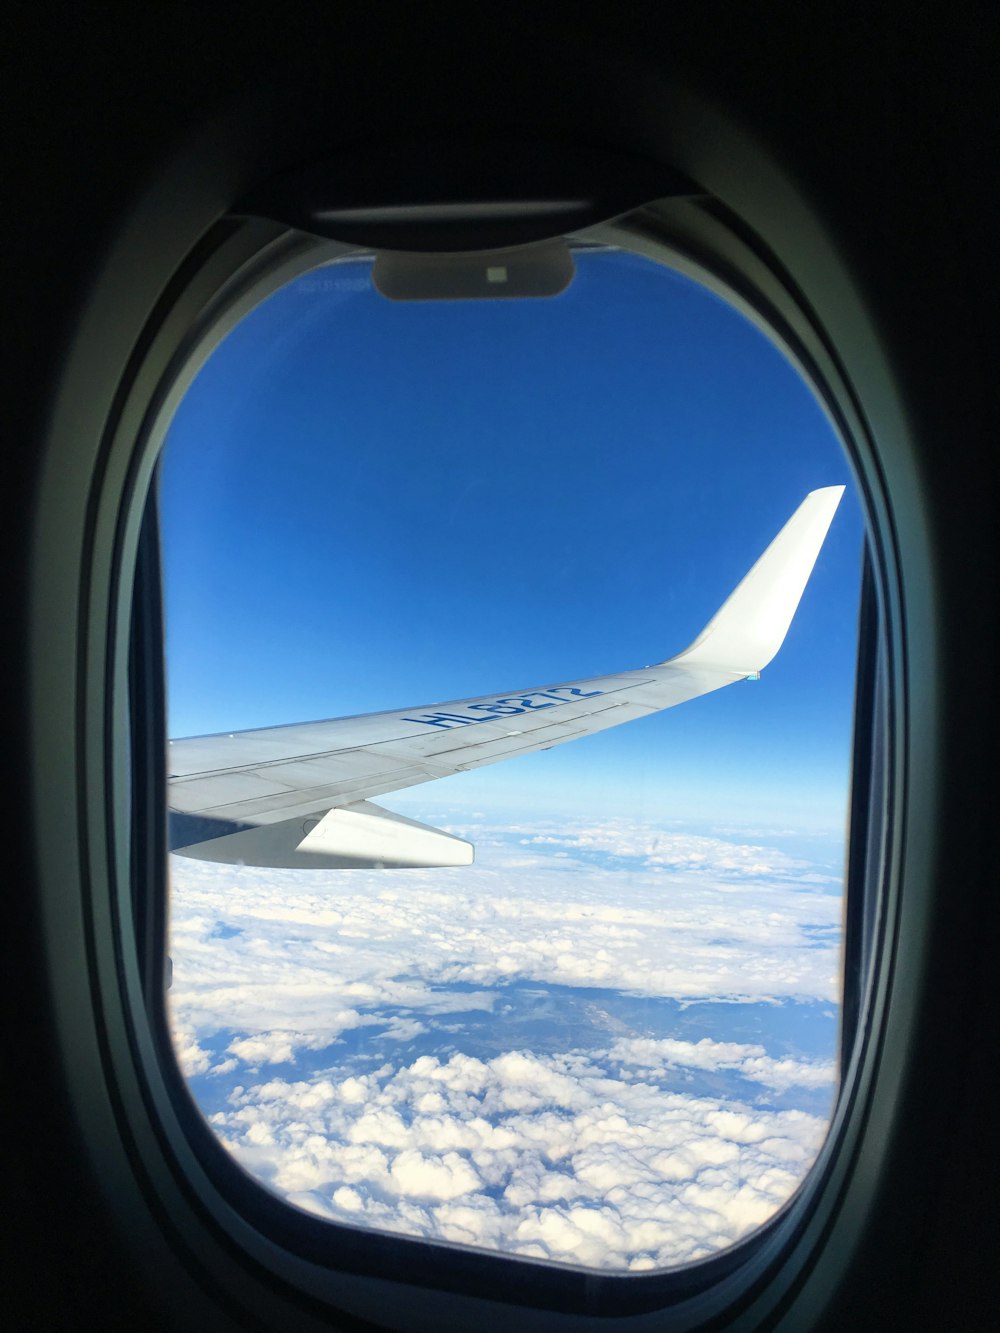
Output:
(120, 201), (892, 1324)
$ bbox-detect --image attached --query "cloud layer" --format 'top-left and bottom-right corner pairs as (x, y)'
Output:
(168, 814), (842, 1270)
(212, 1042), (830, 1270)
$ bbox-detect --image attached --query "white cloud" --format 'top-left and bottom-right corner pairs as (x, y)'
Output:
(173, 1027), (212, 1077)
(208, 1045), (829, 1270)
(332, 1185), (364, 1212)
(517, 824), (816, 880)
(167, 812), (843, 1270)
(390, 1150), (481, 1200)
(609, 1036), (836, 1095)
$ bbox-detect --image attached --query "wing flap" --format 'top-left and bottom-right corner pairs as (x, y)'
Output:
(171, 800), (474, 869)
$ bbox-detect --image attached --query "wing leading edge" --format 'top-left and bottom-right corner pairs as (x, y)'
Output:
(168, 486), (844, 868)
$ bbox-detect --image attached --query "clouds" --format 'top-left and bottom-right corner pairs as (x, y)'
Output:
(210, 1043), (830, 1270)
(170, 818), (843, 1064)
(168, 812), (842, 1269)
(513, 822), (818, 880)
(608, 1036), (835, 1095)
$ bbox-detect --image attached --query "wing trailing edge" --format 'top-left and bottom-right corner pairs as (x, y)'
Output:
(171, 800), (474, 870)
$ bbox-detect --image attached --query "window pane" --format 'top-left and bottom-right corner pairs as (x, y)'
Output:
(161, 247), (862, 1271)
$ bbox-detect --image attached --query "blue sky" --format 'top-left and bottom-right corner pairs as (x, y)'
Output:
(161, 248), (862, 834)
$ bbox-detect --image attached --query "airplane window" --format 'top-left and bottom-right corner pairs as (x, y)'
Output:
(159, 245), (863, 1273)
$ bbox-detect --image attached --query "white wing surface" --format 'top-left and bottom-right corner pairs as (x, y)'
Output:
(168, 486), (844, 868)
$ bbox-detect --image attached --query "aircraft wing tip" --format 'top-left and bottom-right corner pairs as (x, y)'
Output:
(808, 483), (847, 502)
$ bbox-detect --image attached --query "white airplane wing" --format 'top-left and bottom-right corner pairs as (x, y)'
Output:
(168, 486), (844, 869)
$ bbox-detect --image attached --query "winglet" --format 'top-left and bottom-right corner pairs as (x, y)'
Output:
(669, 486), (845, 675)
